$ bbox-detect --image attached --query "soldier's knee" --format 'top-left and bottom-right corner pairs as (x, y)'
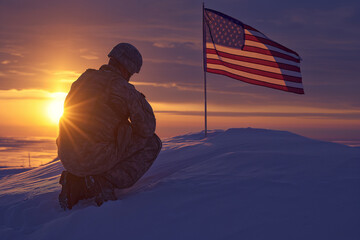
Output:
(151, 134), (162, 153)
(122, 180), (136, 189)
(111, 176), (137, 189)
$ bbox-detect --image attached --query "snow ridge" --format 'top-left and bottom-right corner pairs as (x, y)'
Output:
(0, 128), (359, 240)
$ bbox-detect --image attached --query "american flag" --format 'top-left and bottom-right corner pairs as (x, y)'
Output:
(204, 8), (304, 94)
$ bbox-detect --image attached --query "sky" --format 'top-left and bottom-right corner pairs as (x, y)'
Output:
(0, 0), (359, 143)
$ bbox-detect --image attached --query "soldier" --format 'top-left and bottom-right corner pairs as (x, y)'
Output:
(57, 43), (162, 210)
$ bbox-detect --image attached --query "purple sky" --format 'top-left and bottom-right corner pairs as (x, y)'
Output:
(0, 0), (359, 141)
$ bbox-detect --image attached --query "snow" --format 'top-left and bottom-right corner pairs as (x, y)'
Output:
(0, 128), (359, 240)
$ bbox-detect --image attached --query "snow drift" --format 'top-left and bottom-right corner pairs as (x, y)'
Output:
(0, 128), (359, 240)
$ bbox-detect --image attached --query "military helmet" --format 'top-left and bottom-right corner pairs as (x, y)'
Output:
(108, 43), (143, 74)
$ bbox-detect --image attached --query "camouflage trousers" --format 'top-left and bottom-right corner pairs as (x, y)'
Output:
(103, 134), (162, 189)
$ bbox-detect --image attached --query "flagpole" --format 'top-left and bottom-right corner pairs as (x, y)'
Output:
(202, 2), (208, 137)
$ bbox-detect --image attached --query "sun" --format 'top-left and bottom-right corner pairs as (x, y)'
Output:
(47, 92), (67, 124)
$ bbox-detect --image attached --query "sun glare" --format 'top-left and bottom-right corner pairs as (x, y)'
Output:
(47, 92), (67, 124)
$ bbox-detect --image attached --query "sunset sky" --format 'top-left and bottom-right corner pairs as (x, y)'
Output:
(0, 0), (359, 143)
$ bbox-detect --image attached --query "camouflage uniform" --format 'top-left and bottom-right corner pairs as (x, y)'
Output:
(57, 63), (161, 188)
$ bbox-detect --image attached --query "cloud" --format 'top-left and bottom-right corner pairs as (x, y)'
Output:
(81, 22), (201, 48)
(78, 48), (99, 60)
(59, 79), (75, 83)
(0, 137), (55, 151)
(143, 57), (200, 67)
(134, 81), (177, 88)
(155, 110), (360, 120)
(10, 52), (24, 57)
(79, 48), (88, 53)
(53, 70), (80, 78)
(0, 45), (25, 57)
(1, 60), (11, 65)
(8, 70), (35, 76)
(153, 42), (176, 48)
(134, 81), (255, 96)
(0, 89), (66, 100)
(80, 55), (99, 60)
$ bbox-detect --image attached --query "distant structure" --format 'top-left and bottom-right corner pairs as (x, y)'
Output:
(28, 153), (31, 168)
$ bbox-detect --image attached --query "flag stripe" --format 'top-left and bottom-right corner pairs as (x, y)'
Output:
(244, 28), (268, 39)
(206, 43), (300, 67)
(244, 25), (299, 56)
(204, 8), (304, 94)
(245, 34), (299, 57)
(206, 53), (301, 77)
(206, 58), (302, 82)
(242, 45), (300, 63)
(245, 39), (300, 60)
(207, 68), (304, 94)
(206, 48), (301, 72)
(206, 63), (303, 88)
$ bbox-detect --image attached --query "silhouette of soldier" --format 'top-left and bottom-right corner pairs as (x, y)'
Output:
(57, 43), (162, 210)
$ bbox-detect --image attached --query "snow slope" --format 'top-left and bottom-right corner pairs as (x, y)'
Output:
(0, 128), (359, 240)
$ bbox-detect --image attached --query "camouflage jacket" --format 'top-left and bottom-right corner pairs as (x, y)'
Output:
(57, 64), (156, 176)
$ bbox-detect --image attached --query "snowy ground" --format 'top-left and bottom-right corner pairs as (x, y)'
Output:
(0, 128), (359, 240)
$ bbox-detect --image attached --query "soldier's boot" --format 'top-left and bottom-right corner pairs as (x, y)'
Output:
(59, 171), (88, 210)
(85, 175), (117, 207)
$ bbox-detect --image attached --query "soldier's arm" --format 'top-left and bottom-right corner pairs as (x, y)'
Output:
(128, 88), (156, 138)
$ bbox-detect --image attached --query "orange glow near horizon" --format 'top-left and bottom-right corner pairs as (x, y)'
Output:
(46, 93), (66, 124)
(0, 89), (359, 142)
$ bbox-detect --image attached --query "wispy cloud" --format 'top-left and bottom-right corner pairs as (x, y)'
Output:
(10, 52), (24, 57)
(134, 81), (255, 96)
(153, 42), (176, 48)
(53, 70), (80, 78)
(8, 70), (35, 76)
(155, 110), (360, 120)
(78, 48), (99, 60)
(144, 57), (200, 67)
(80, 55), (99, 60)
(59, 79), (75, 83)
(0, 45), (25, 58)
(79, 48), (89, 53)
(0, 89), (66, 100)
